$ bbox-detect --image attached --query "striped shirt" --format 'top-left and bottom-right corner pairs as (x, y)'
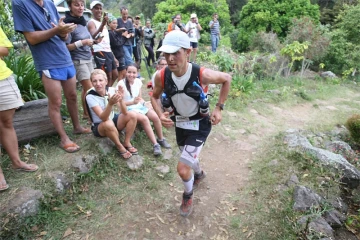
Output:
(209, 20), (220, 35)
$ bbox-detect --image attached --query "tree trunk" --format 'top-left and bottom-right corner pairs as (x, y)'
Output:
(13, 98), (56, 143)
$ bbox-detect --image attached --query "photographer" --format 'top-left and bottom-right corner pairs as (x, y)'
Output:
(117, 6), (135, 66)
(133, 15), (143, 68)
(168, 14), (187, 33)
(143, 20), (156, 67)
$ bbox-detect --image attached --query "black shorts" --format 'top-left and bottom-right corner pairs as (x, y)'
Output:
(190, 42), (198, 49)
(175, 116), (212, 147)
(91, 114), (119, 137)
(94, 51), (117, 73)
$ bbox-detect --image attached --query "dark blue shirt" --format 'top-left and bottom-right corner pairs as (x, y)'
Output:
(12, 0), (73, 71)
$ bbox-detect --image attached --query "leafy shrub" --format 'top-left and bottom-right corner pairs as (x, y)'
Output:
(250, 31), (282, 53)
(345, 114), (360, 143)
(4, 50), (46, 102)
(229, 74), (255, 97)
(234, 0), (320, 52)
(214, 51), (234, 72)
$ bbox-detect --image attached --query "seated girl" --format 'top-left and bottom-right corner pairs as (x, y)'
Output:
(86, 69), (138, 159)
(117, 64), (171, 156)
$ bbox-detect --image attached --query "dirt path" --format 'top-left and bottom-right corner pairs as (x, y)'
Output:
(72, 94), (360, 240)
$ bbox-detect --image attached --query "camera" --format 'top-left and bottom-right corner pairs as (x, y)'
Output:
(127, 28), (134, 34)
(145, 29), (152, 34)
(104, 12), (108, 17)
(94, 32), (103, 40)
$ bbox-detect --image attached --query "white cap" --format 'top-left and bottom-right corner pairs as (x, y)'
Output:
(157, 30), (190, 53)
(190, 13), (197, 18)
(90, 1), (103, 9)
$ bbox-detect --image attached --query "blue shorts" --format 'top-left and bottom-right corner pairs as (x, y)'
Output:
(39, 65), (76, 81)
(190, 42), (198, 49)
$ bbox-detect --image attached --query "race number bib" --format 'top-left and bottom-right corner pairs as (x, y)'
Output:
(176, 120), (199, 130)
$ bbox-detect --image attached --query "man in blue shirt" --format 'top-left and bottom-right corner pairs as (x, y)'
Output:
(12, 0), (90, 153)
(209, 13), (221, 53)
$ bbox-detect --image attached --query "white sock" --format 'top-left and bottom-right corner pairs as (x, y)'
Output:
(183, 174), (194, 194)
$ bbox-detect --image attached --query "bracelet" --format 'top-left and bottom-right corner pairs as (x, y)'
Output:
(74, 40), (83, 49)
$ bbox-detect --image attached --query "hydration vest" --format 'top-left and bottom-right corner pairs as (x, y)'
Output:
(160, 63), (207, 120)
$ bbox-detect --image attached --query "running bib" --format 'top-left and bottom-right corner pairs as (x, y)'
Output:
(176, 120), (199, 130)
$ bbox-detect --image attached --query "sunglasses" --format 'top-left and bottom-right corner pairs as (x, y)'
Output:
(43, 7), (51, 22)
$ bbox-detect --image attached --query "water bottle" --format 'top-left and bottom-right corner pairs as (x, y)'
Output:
(161, 93), (174, 115)
(193, 82), (209, 117)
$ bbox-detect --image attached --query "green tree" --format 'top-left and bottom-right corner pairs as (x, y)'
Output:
(152, 0), (232, 34)
(0, 0), (14, 37)
(323, 4), (360, 74)
(233, 0), (320, 52)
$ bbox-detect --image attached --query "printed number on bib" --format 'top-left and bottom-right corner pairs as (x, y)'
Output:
(176, 120), (199, 130)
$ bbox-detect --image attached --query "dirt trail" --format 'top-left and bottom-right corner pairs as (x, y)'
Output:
(85, 95), (359, 240)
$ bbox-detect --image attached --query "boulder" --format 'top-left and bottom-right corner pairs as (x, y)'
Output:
(293, 186), (323, 211)
(320, 71), (336, 78)
(48, 171), (71, 193)
(323, 210), (346, 228)
(0, 187), (43, 218)
(308, 217), (334, 239)
(285, 130), (360, 188)
(72, 155), (97, 174)
(325, 141), (356, 161)
(127, 155), (143, 170)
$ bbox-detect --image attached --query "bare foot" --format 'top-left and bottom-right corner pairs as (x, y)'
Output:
(0, 171), (9, 191)
(73, 127), (91, 135)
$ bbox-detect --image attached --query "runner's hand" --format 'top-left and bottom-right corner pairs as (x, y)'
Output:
(160, 112), (174, 128)
(210, 108), (222, 125)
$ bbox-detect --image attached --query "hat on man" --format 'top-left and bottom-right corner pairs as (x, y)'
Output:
(157, 30), (190, 53)
(90, 1), (104, 9)
(135, 15), (141, 19)
(190, 13), (197, 18)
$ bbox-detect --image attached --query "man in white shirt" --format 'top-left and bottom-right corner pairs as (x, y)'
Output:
(185, 13), (202, 63)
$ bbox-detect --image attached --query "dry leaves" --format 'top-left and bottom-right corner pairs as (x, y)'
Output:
(62, 228), (72, 238)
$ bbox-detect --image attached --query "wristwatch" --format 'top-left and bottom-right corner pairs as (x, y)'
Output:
(216, 103), (224, 110)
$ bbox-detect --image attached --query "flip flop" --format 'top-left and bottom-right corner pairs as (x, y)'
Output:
(14, 164), (39, 172)
(60, 143), (81, 153)
(0, 184), (9, 192)
(125, 146), (138, 155)
(119, 150), (132, 159)
(73, 128), (91, 135)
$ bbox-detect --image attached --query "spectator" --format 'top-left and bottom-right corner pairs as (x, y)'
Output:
(86, 69), (138, 159)
(143, 20), (156, 67)
(88, 1), (118, 87)
(128, 15), (142, 69)
(108, 16), (127, 81)
(117, 6), (135, 66)
(209, 13), (220, 53)
(117, 64), (171, 156)
(133, 16), (143, 68)
(167, 14), (187, 33)
(12, 0), (90, 153)
(156, 30), (168, 60)
(185, 13), (202, 63)
(64, 0), (94, 121)
(0, 26), (39, 192)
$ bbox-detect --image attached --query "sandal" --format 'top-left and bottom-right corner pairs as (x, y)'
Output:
(119, 150), (132, 159)
(125, 146), (138, 155)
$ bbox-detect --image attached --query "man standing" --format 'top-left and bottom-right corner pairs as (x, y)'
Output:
(133, 15), (143, 68)
(87, 1), (118, 87)
(185, 13), (202, 63)
(117, 6), (135, 66)
(209, 13), (220, 53)
(12, 0), (90, 153)
(151, 31), (231, 217)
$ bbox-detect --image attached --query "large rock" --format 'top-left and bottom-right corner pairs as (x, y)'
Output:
(48, 171), (71, 193)
(308, 217), (334, 239)
(325, 141), (356, 161)
(72, 155), (97, 174)
(323, 210), (346, 228)
(127, 155), (143, 170)
(0, 187), (43, 218)
(320, 71), (336, 78)
(285, 130), (360, 188)
(13, 98), (56, 142)
(293, 186), (323, 211)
